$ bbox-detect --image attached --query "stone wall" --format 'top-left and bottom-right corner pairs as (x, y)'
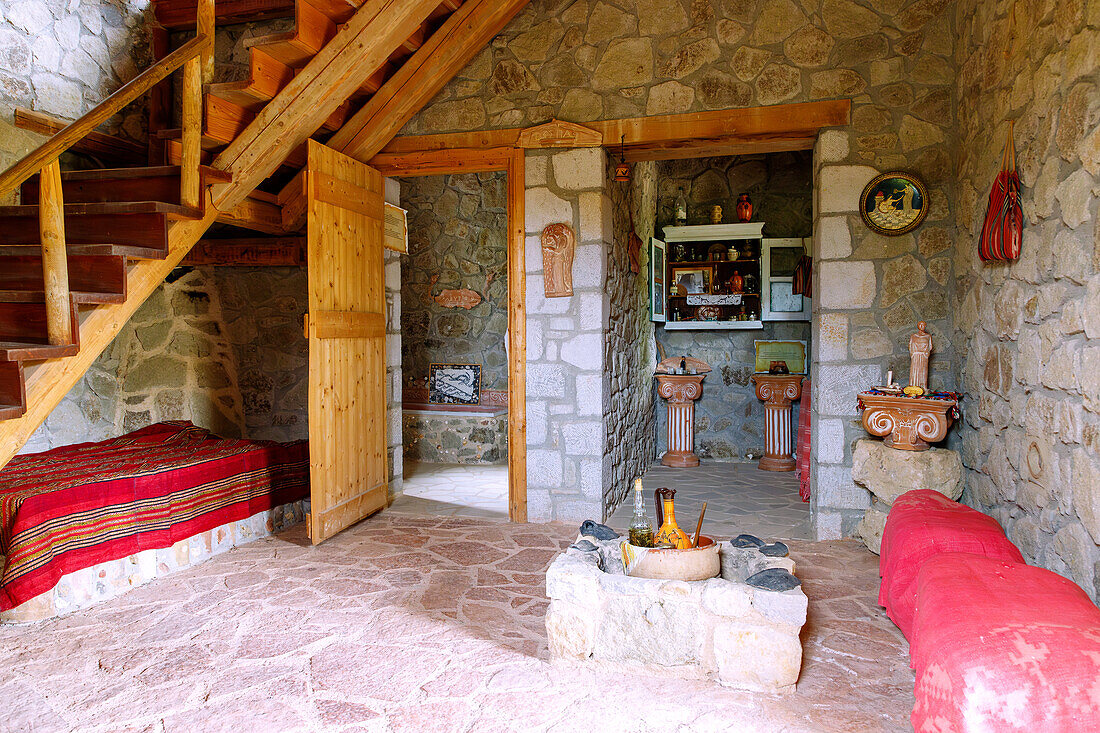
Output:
(524, 147), (611, 522)
(25, 268), (246, 452)
(654, 152), (812, 461)
(398, 172), (509, 394)
(213, 268), (309, 442)
(402, 410), (508, 464)
(403, 0), (960, 537)
(604, 159), (658, 514)
(950, 0), (1100, 600)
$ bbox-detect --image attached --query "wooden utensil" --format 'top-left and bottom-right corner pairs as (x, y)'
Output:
(692, 502), (707, 547)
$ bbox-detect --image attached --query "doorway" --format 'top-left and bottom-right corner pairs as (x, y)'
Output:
(393, 171), (510, 519)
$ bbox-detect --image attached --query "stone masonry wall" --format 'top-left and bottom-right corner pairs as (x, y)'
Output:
(654, 152), (812, 461)
(398, 172), (509, 394)
(604, 158), (658, 515)
(402, 0), (960, 537)
(213, 268), (309, 442)
(950, 0), (1100, 600)
(525, 147), (611, 522)
(0, 0), (153, 201)
(25, 268), (247, 452)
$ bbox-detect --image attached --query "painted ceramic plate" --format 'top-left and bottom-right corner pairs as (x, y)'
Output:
(859, 171), (928, 236)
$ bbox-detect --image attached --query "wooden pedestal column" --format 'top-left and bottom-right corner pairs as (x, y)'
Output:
(751, 374), (804, 472)
(656, 373), (707, 468)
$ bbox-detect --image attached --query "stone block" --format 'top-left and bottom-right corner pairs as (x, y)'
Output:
(818, 260), (876, 309)
(563, 422), (603, 456)
(527, 400), (548, 445)
(571, 244), (606, 289)
(576, 374), (602, 416)
(525, 187), (574, 234)
(851, 439), (963, 505)
(578, 191), (610, 241)
(818, 165), (877, 214)
(816, 313), (848, 362)
(578, 292), (605, 331)
(526, 155), (549, 186)
(817, 129), (850, 163)
(856, 504), (889, 554)
(526, 275), (572, 314)
(815, 467), (871, 511)
(561, 333), (604, 370)
(815, 364), (881, 416)
(551, 148), (606, 191)
(817, 215), (852, 259)
(816, 418), (847, 464)
(527, 449), (564, 488)
(713, 623), (801, 693)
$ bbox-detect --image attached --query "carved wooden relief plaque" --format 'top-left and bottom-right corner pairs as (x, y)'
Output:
(541, 223), (576, 298)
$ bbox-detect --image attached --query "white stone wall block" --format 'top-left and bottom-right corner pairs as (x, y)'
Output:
(816, 418), (847, 464)
(526, 488), (553, 522)
(528, 449), (564, 487)
(713, 623), (802, 692)
(525, 235), (543, 273)
(578, 292), (606, 331)
(578, 191), (609, 242)
(526, 275), (572, 314)
(561, 333), (604, 370)
(815, 364), (881, 416)
(752, 589), (809, 628)
(525, 187), (574, 234)
(555, 499), (603, 523)
(571, 244), (606, 288)
(818, 165), (878, 214)
(815, 465), (871, 510)
(526, 399), (548, 445)
(818, 260), (875, 309)
(526, 154), (549, 186)
(816, 313), (848, 362)
(816, 215), (852, 260)
(576, 374), (603, 416)
(563, 421), (603, 456)
(546, 601), (598, 659)
(816, 129), (850, 163)
(551, 148), (606, 191)
(579, 458), (604, 498)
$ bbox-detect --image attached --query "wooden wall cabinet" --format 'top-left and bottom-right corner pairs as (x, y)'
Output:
(761, 237), (811, 322)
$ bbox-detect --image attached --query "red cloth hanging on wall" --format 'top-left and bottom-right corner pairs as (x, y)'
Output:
(792, 255), (812, 296)
(796, 379), (811, 502)
(978, 123), (1023, 262)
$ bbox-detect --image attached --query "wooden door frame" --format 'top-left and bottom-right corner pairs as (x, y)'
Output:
(373, 147), (528, 522)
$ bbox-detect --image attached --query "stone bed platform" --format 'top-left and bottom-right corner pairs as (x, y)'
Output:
(546, 534), (807, 693)
(0, 500), (307, 624)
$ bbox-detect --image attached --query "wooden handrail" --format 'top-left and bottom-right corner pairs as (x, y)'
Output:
(0, 34), (212, 197)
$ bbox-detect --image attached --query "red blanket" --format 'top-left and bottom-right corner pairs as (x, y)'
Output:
(878, 489), (1023, 639)
(0, 422), (308, 611)
(911, 553), (1100, 731)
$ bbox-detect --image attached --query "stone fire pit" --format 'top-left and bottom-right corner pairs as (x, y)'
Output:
(545, 533), (807, 693)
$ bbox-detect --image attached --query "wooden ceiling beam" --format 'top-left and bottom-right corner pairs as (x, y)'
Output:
(376, 100), (852, 155)
(152, 0), (296, 30)
(621, 134), (818, 162)
(369, 147), (512, 176)
(209, 0), (441, 213)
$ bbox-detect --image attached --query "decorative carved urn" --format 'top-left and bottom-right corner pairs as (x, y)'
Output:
(750, 374), (804, 471)
(655, 356), (712, 468)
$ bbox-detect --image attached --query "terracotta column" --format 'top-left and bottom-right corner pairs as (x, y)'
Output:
(751, 374), (804, 471)
(656, 374), (706, 467)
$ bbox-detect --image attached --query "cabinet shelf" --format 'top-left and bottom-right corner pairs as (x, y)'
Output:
(668, 293), (759, 298)
(663, 320), (764, 330)
(668, 259), (758, 266)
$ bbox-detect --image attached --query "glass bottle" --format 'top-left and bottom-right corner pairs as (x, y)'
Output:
(653, 488), (691, 549)
(674, 187), (688, 225)
(628, 478), (653, 547)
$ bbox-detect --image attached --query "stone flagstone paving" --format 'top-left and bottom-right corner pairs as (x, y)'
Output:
(0, 513), (913, 732)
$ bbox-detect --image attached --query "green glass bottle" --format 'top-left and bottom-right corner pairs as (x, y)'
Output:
(628, 478), (654, 547)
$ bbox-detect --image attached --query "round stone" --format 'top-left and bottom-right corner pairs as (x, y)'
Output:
(746, 567), (802, 591)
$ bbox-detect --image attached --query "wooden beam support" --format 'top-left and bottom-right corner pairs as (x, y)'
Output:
(506, 148), (526, 523)
(621, 133), (818, 162)
(216, 190), (292, 234)
(369, 147), (513, 177)
(153, 0), (296, 30)
(209, 0), (440, 213)
(13, 109), (147, 167)
(327, 0), (530, 162)
(38, 160), (72, 346)
(180, 54), (203, 210)
(198, 0), (215, 83)
(183, 236), (305, 265)
(377, 100), (853, 155)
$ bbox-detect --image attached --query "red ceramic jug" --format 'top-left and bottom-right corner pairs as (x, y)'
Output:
(736, 194), (752, 222)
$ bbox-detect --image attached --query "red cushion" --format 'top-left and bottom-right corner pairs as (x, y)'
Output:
(910, 553), (1100, 732)
(878, 490), (1024, 639)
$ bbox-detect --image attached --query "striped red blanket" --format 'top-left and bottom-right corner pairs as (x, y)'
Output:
(0, 422), (308, 611)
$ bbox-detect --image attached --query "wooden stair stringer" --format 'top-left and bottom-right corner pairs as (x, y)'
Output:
(0, 207), (218, 472)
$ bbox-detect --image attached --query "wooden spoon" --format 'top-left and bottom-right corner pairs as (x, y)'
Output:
(692, 502), (708, 547)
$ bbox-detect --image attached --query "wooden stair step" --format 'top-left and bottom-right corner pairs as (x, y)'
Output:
(0, 253), (127, 299)
(0, 299), (80, 360)
(206, 47), (295, 112)
(304, 0), (363, 24)
(0, 243), (166, 260)
(0, 290), (125, 305)
(0, 206), (172, 249)
(19, 165), (229, 206)
(245, 0), (338, 68)
(0, 361), (26, 420)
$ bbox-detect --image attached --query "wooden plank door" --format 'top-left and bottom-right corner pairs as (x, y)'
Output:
(305, 139), (387, 544)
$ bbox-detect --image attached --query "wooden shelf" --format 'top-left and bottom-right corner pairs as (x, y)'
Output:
(668, 293), (759, 298)
(668, 259), (758, 266)
(663, 320), (764, 330)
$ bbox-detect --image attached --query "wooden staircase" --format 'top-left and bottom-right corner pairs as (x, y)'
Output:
(0, 0), (528, 470)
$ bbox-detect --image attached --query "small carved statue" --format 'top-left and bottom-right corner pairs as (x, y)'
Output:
(909, 321), (933, 390)
(541, 222), (575, 297)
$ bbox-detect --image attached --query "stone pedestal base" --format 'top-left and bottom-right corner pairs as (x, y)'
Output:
(851, 439), (963, 553)
(656, 374), (706, 468)
(751, 374), (804, 472)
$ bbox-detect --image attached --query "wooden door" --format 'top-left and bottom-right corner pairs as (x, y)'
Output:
(305, 140), (387, 544)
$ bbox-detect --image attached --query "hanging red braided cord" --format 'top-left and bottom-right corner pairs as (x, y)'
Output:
(978, 121), (1023, 262)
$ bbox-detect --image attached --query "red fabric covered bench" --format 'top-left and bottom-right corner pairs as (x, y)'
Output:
(878, 489), (1024, 639)
(910, 553), (1100, 731)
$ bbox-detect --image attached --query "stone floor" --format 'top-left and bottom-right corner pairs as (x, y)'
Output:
(0, 513), (913, 732)
(608, 461), (811, 541)
(390, 461), (509, 519)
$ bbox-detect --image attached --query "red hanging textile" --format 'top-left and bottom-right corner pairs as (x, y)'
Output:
(978, 122), (1023, 262)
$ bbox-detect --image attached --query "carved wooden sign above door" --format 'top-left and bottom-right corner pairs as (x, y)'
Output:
(517, 119), (602, 148)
